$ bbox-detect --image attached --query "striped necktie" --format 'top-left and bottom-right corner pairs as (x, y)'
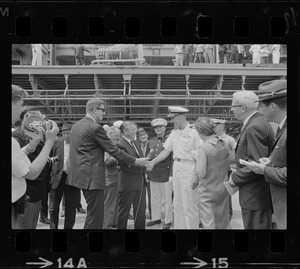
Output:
(130, 140), (140, 157)
(275, 126), (281, 140)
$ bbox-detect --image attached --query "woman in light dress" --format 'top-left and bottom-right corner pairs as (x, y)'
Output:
(194, 117), (231, 229)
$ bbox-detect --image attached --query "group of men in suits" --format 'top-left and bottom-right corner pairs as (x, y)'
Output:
(228, 79), (287, 229)
(42, 79), (287, 230)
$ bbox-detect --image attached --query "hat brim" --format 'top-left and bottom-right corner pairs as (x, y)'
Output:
(255, 92), (287, 102)
(167, 112), (187, 118)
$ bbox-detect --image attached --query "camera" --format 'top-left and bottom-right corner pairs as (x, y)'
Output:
(22, 111), (53, 134)
(48, 156), (59, 163)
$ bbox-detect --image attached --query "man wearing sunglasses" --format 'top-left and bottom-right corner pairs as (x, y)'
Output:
(68, 98), (149, 229)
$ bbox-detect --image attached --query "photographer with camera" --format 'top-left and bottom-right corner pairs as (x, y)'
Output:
(12, 85), (59, 229)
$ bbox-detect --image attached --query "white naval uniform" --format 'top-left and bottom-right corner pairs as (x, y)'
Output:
(31, 44), (43, 66)
(249, 44), (261, 64)
(271, 45), (281, 64)
(163, 124), (203, 229)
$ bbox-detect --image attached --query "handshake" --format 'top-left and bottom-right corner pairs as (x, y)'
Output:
(134, 158), (155, 171)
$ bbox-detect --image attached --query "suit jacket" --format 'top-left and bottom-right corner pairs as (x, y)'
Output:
(50, 137), (65, 190)
(116, 137), (146, 192)
(264, 119), (287, 228)
(68, 116), (136, 190)
(147, 135), (173, 183)
(232, 112), (275, 210)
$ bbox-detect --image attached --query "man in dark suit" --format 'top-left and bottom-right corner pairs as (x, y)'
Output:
(116, 121), (147, 229)
(49, 121), (80, 229)
(228, 90), (275, 229)
(244, 80), (287, 229)
(68, 99), (149, 229)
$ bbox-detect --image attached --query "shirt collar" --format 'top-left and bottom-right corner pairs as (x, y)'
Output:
(279, 116), (287, 129)
(85, 114), (95, 122)
(123, 136), (133, 144)
(243, 111), (257, 127)
(206, 136), (218, 145)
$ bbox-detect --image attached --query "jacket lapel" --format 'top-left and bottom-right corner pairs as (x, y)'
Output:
(235, 112), (260, 152)
(122, 138), (140, 157)
(272, 119), (287, 150)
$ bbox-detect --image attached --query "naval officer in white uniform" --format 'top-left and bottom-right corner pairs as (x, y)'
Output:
(148, 106), (203, 229)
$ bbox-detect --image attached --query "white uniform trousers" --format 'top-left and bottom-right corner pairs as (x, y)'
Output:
(173, 161), (199, 229)
(149, 180), (173, 224)
(272, 51), (280, 64)
(32, 48), (43, 65)
(252, 52), (260, 64)
(175, 54), (184, 66)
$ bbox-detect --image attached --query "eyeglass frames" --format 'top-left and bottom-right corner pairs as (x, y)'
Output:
(96, 107), (105, 113)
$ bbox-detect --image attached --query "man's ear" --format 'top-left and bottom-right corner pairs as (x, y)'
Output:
(270, 102), (276, 111)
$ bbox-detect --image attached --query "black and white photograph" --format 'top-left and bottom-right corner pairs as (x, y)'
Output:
(11, 43), (287, 231)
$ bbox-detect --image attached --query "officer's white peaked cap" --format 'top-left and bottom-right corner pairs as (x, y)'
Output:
(113, 120), (124, 129)
(151, 118), (167, 127)
(167, 106), (189, 118)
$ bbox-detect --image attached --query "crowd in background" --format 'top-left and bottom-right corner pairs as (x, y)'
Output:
(29, 44), (283, 66)
(173, 44), (282, 66)
(11, 79), (286, 230)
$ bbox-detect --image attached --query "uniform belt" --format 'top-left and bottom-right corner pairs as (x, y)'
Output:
(174, 158), (194, 163)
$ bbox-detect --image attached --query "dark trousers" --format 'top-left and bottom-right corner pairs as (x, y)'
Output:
(238, 53), (243, 63)
(241, 208), (272, 229)
(63, 184), (79, 229)
(228, 170), (233, 219)
(40, 178), (49, 220)
(103, 185), (118, 229)
(16, 200), (42, 229)
(146, 181), (151, 219)
(82, 189), (104, 229)
(117, 188), (146, 229)
(218, 51), (225, 63)
(61, 188), (83, 211)
(49, 173), (78, 229)
(49, 172), (67, 229)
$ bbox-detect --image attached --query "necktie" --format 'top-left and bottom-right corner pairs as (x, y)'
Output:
(130, 141), (140, 157)
(275, 126), (281, 140)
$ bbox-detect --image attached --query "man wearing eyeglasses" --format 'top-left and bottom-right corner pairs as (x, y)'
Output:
(242, 80), (287, 229)
(228, 90), (275, 229)
(68, 98), (150, 229)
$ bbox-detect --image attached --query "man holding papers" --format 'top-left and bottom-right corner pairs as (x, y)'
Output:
(241, 80), (287, 229)
(228, 90), (275, 229)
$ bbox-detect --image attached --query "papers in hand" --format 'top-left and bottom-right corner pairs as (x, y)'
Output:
(223, 181), (239, 196)
(239, 159), (253, 166)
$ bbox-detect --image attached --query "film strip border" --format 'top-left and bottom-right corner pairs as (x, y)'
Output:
(1, 2), (299, 41)
(2, 1), (300, 268)
(3, 230), (295, 268)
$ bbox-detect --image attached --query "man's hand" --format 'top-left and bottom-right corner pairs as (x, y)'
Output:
(244, 161), (265, 175)
(191, 177), (199, 190)
(134, 157), (150, 167)
(23, 126), (44, 151)
(259, 157), (270, 166)
(146, 161), (154, 171)
(228, 174), (236, 188)
(44, 120), (59, 142)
